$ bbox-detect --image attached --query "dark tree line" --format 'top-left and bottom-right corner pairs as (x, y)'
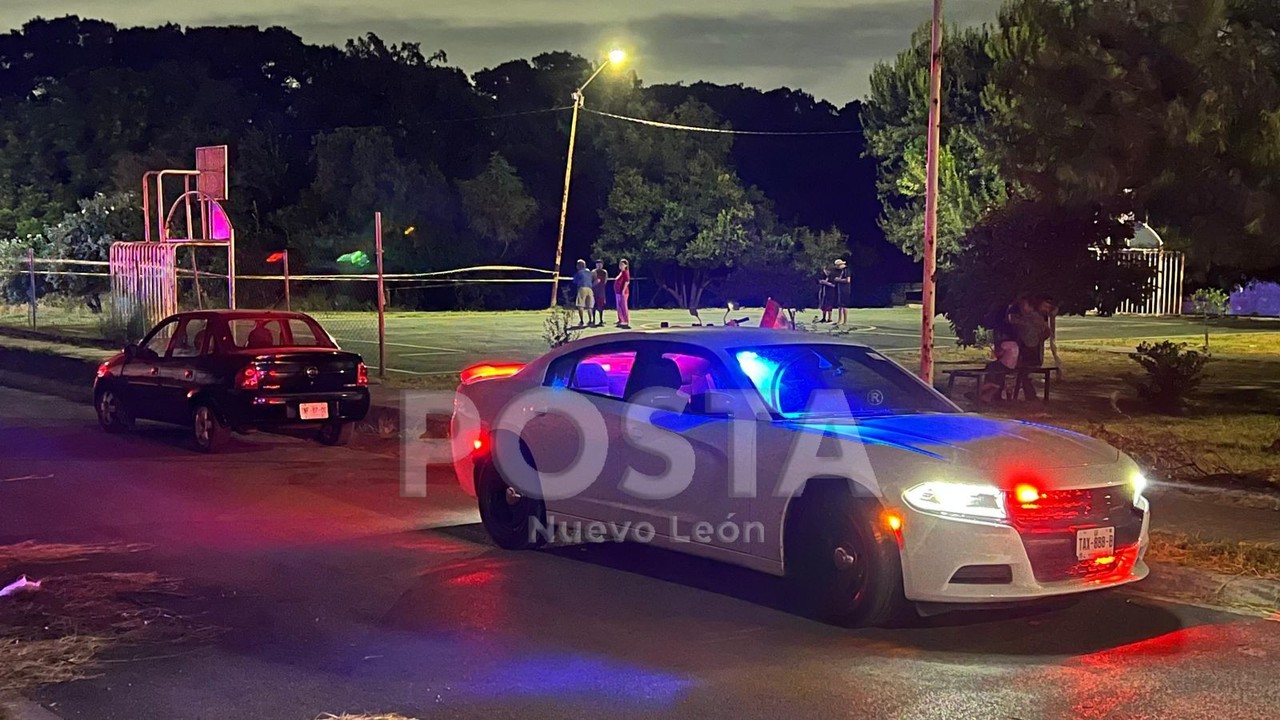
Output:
(0, 16), (900, 310)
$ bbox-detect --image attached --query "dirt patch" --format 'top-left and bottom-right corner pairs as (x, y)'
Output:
(0, 543), (217, 695)
(1147, 531), (1280, 580)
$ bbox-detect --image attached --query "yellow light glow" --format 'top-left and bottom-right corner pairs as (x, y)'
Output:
(608, 49), (627, 65)
(884, 512), (903, 532)
(1015, 483), (1041, 505)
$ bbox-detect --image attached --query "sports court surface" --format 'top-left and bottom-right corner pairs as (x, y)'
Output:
(311, 307), (1276, 377)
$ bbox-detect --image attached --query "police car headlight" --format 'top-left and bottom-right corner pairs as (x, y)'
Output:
(903, 481), (1007, 521)
(1131, 471), (1149, 504)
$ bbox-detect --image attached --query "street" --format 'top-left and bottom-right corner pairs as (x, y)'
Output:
(2, 386), (1279, 720)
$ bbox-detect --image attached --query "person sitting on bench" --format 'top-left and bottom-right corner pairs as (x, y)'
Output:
(979, 309), (1020, 403)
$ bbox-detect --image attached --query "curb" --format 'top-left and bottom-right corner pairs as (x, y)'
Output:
(1133, 560), (1280, 617)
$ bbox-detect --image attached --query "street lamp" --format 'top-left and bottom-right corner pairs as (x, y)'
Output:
(549, 49), (627, 307)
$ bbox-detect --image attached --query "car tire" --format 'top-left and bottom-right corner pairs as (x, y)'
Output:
(784, 484), (910, 627)
(316, 421), (353, 446)
(95, 387), (133, 433)
(476, 461), (547, 551)
(191, 402), (229, 453)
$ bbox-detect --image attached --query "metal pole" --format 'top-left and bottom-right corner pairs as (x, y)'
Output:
(283, 248), (291, 311)
(375, 212), (386, 379)
(549, 93), (583, 308)
(920, 0), (944, 384)
(228, 229), (237, 309)
(27, 248), (36, 328)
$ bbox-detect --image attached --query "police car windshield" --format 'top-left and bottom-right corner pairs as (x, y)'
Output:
(732, 344), (957, 419)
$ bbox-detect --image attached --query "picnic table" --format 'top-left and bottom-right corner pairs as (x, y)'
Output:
(941, 365), (1058, 403)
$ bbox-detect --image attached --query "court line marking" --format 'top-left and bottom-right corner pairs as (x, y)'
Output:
(332, 337), (463, 353)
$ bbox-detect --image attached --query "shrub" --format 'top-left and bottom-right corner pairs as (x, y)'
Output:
(97, 299), (149, 346)
(1189, 287), (1230, 350)
(1126, 341), (1208, 413)
(542, 307), (581, 349)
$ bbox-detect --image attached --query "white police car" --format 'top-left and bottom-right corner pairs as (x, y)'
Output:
(451, 328), (1149, 626)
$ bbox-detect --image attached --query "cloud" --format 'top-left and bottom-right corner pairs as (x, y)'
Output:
(2, 1), (1005, 102)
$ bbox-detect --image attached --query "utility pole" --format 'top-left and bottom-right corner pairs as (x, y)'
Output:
(548, 51), (626, 308)
(920, 0), (944, 384)
(549, 92), (582, 308)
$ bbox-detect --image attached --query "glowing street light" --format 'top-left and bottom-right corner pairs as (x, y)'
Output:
(549, 49), (629, 307)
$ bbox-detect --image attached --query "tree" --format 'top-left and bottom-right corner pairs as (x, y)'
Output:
(985, 0), (1280, 279)
(719, 225), (849, 314)
(940, 199), (1153, 344)
(594, 100), (791, 308)
(862, 24), (1008, 262)
(458, 153), (538, 259)
(3, 192), (141, 302)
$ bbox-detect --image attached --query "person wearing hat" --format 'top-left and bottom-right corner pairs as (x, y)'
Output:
(833, 258), (852, 325)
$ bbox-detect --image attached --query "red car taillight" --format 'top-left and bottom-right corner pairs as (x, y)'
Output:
(460, 362), (525, 385)
(236, 365), (262, 390)
(96, 361), (111, 379)
(357, 362), (369, 386)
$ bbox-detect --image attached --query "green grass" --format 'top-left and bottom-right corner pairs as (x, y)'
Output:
(910, 338), (1280, 489)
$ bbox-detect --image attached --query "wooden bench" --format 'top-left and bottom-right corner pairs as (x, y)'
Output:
(942, 366), (1057, 403)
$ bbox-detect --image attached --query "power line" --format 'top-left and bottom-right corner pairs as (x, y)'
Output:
(422, 105), (573, 126)
(582, 108), (859, 137)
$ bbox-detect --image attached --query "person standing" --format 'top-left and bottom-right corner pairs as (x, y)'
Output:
(591, 260), (609, 327)
(614, 258), (631, 329)
(817, 267), (835, 323)
(572, 259), (594, 328)
(833, 258), (852, 326)
(1008, 295), (1050, 400)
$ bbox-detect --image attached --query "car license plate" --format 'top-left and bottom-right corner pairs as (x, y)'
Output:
(1076, 526), (1115, 560)
(299, 402), (329, 421)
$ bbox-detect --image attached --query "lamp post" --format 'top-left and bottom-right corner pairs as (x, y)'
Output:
(549, 49), (627, 308)
(920, 0), (944, 384)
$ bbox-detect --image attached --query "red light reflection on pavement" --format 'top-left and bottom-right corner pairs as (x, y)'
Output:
(1048, 622), (1277, 719)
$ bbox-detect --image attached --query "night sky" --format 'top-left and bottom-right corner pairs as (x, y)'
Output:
(1, 0), (1003, 103)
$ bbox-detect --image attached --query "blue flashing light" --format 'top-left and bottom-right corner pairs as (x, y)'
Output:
(735, 350), (778, 404)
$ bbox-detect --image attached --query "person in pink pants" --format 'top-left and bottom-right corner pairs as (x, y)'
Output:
(614, 259), (631, 329)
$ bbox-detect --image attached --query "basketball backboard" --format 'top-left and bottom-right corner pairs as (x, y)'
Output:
(195, 145), (229, 201)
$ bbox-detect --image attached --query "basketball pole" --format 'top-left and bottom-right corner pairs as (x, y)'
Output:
(375, 211), (386, 380)
(920, 0), (944, 384)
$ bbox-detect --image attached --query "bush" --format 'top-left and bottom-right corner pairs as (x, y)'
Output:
(542, 307), (581, 349)
(97, 300), (149, 346)
(1126, 341), (1208, 413)
(939, 199), (1153, 345)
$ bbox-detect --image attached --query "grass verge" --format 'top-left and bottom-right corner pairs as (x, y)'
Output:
(910, 336), (1280, 491)
(1147, 531), (1280, 581)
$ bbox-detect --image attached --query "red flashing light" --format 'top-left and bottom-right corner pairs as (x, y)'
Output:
(96, 361), (111, 379)
(1014, 483), (1042, 505)
(471, 430), (490, 456)
(460, 362), (525, 385)
(236, 365), (262, 390)
(356, 362), (369, 386)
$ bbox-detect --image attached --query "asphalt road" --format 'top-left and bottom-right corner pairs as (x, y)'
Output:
(2, 386), (1279, 720)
